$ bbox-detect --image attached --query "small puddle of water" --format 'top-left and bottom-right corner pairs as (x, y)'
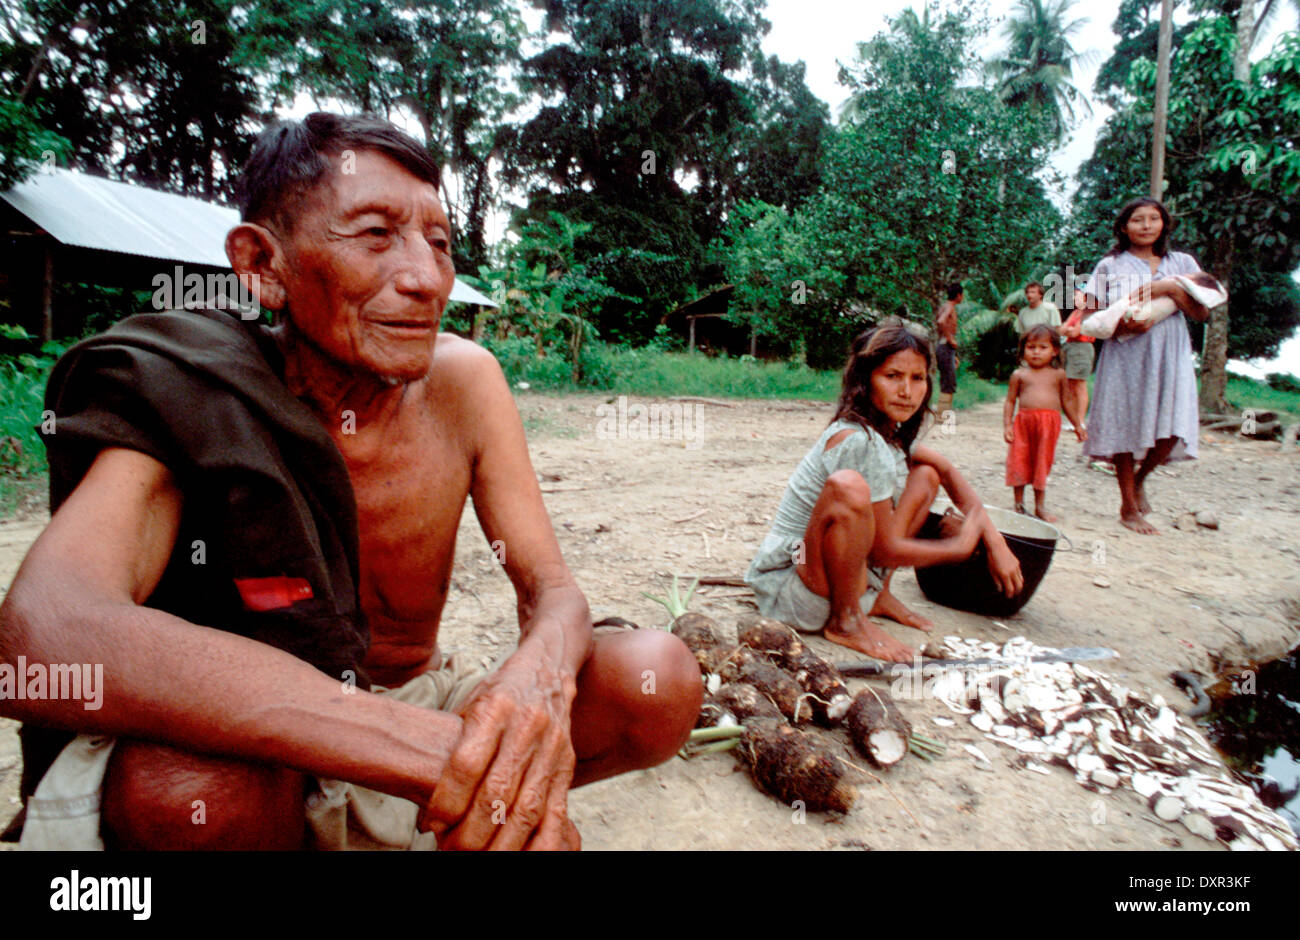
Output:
(1201, 646), (1300, 837)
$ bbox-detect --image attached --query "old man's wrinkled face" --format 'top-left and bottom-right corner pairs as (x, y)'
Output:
(276, 149), (454, 383)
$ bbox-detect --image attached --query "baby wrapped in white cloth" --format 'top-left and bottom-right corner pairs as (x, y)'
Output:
(1081, 271), (1227, 342)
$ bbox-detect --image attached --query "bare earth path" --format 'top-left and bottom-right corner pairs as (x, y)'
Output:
(2, 395), (1297, 850)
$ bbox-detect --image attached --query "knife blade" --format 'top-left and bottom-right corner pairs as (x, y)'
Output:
(833, 646), (1118, 677)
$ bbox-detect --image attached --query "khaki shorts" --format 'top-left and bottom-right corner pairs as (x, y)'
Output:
(18, 653), (489, 852)
(1063, 341), (1094, 380)
(754, 565), (887, 633)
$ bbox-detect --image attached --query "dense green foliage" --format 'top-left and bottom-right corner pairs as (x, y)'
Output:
(0, 94), (68, 186)
(715, 4), (1062, 367)
(2, 0), (258, 197)
(820, 5), (1061, 310)
(0, 323), (60, 511)
(0, 0), (1296, 475)
(236, 0), (528, 272)
(502, 0), (829, 341)
(1057, 0), (1300, 409)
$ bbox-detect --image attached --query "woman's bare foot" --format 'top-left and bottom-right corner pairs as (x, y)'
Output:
(1120, 510), (1159, 535)
(1135, 485), (1151, 515)
(1014, 502), (1028, 515)
(868, 588), (935, 632)
(823, 610), (915, 663)
(1035, 506), (1058, 523)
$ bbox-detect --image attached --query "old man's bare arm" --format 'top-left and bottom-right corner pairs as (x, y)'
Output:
(0, 447), (464, 847)
(418, 341), (701, 850)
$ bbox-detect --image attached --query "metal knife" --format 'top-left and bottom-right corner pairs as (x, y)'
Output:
(833, 646), (1119, 677)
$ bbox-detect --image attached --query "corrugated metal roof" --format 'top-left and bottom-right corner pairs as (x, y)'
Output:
(2, 168), (237, 266)
(449, 279), (497, 306)
(1, 168), (496, 305)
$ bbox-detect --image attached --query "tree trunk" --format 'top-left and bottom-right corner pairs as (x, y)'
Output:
(569, 322), (583, 384)
(1195, 0), (1255, 415)
(1198, 248), (1232, 415)
(18, 33), (55, 104)
(1234, 0), (1256, 80)
(1199, 301), (1230, 415)
(41, 242), (54, 343)
(1150, 0), (1173, 197)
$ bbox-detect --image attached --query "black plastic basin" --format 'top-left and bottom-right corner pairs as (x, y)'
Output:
(914, 502), (1061, 618)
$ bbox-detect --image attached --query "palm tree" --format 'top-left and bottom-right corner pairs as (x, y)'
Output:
(989, 0), (1094, 143)
(1251, 0), (1300, 49)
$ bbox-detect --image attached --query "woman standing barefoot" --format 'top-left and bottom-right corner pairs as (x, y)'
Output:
(745, 319), (1023, 663)
(1078, 198), (1213, 534)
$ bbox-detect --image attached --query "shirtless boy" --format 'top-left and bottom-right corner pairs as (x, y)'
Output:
(934, 283), (962, 415)
(0, 113), (700, 851)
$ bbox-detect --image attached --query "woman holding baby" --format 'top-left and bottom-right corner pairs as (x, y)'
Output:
(1070, 197), (1214, 535)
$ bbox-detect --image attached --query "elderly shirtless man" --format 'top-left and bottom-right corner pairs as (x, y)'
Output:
(0, 113), (700, 850)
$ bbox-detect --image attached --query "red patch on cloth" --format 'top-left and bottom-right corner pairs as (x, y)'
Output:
(234, 576), (314, 612)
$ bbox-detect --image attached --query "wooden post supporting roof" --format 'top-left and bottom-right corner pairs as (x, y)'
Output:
(41, 238), (53, 343)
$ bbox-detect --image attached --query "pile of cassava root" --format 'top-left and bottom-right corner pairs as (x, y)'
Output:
(676, 612), (923, 814)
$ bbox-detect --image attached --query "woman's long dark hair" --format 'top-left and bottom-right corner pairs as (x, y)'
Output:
(1105, 196), (1175, 258)
(831, 318), (933, 453)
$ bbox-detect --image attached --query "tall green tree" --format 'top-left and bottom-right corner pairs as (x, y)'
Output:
(988, 0), (1094, 142)
(504, 0), (827, 342)
(1174, 15), (1300, 408)
(718, 200), (845, 362)
(805, 2), (1061, 342)
(2, 1), (259, 199)
(237, 0), (528, 272)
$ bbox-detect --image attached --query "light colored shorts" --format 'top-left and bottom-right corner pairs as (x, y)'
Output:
(18, 653), (489, 851)
(753, 565), (888, 633)
(1063, 341), (1094, 380)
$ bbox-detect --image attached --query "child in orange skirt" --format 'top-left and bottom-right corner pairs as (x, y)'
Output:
(1003, 325), (1087, 521)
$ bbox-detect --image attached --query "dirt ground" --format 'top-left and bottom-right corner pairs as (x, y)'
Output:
(1, 394), (1298, 850)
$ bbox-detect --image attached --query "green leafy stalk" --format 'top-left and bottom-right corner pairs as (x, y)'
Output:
(688, 724), (745, 744)
(683, 738), (742, 757)
(640, 574), (700, 620)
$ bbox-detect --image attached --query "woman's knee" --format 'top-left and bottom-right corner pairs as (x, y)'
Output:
(824, 470), (874, 516)
(909, 463), (941, 491)
(102, 739), (306, 850)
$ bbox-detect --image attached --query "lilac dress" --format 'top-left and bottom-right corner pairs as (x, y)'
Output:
(1081, 250), (1203, 463)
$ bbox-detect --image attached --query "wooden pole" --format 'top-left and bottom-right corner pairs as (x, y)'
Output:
(688, 315), (696, 353)
(41, 240), (54, 343)
(1150, 0), (1174, 199)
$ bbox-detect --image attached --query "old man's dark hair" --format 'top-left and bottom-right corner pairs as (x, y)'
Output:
(236, 112), (441, 234)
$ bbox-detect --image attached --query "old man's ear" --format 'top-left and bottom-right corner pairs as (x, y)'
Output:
(226, 223), (288, 311)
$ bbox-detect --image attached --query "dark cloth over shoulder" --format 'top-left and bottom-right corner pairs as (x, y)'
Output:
(16, 308), (370, 805)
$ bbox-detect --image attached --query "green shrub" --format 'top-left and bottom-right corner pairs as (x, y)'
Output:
(1266, 371), (1300, 394)
(0, 327), (61, 512)
(971, 318), (1020, 383)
